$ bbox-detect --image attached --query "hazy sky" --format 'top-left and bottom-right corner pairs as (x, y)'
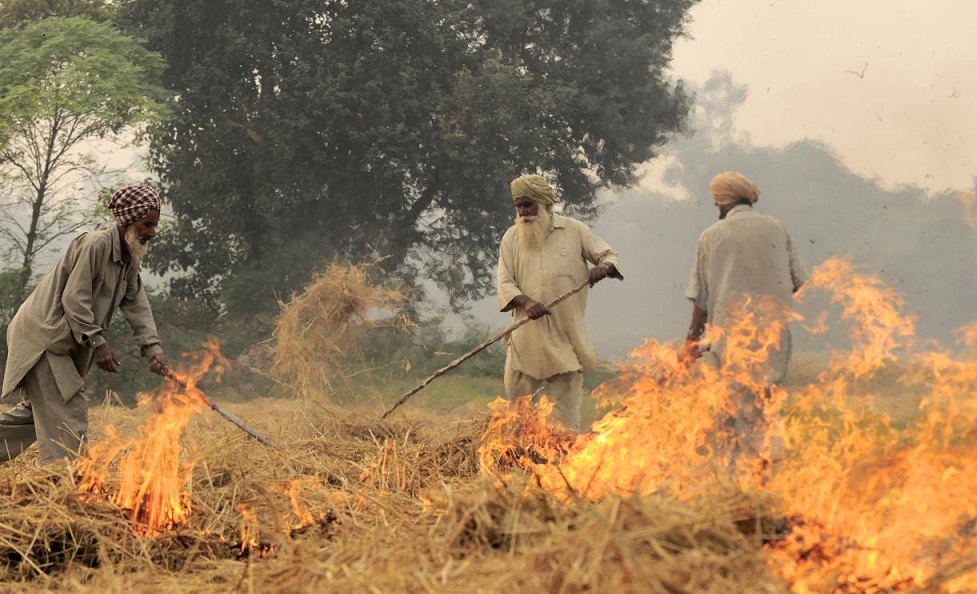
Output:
(455, 1), (977, 359)
(669, 0), (977, 194)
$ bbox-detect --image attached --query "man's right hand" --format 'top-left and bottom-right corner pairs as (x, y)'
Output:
(678, 340), (704, 367)
(514, 295), (550, 320)
(93, 343), (121, 372)
(524, 299), (551, 319)
(149, 353), (169, 376)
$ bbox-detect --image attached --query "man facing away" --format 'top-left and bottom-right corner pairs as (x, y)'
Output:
(682, 171), (808, 465)
(496, 174), (623, 432)
(0, 186), (168, 465)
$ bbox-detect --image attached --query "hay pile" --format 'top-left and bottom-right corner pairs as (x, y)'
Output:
(0, 262), (813, 592)
(0, 399), (788, 593)
(271, 261), (408, 399)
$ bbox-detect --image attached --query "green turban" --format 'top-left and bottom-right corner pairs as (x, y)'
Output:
(510, 174), (556, 207)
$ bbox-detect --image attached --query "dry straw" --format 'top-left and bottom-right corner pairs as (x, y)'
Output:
(1, 399), (789, 593)
(270, 261), (408, 400)
(2, 263), (796, 592)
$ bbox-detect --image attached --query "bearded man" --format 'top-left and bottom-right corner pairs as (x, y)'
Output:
(682, 171), (807, 467)
(496, 174), (623, 432)
(0, 186), (168, 465)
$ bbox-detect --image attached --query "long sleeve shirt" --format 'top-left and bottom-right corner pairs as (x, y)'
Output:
(497, 214), (622, 380)
(685, 204), (807, 383)
(2, 228), (163, 401)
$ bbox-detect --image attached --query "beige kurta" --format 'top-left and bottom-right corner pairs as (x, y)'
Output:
(497, 214), (622, 380)
(2, 227), (163, 402)
(685, 204), (808, 383)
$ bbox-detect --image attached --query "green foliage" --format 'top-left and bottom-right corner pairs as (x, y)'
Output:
(373, 318), (506, 381)
(0, 267), (28, 384)
(297, 315), (507, 405)
(377, 374), (502, 416)
(0, 0), (114, 30)
(0, 16), (169, 298)
(0, 17), (167, 141)
(217, 238), (332, 343)
(119, 0), (697, 315)
(340, 317), (613, 426)
(0, 267), (25, 325)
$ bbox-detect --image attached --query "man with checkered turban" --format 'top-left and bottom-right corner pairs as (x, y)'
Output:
(0, 186), (168, 467)
(496, 174), (623, 432)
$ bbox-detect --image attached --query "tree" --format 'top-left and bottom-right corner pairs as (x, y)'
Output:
(120, 0), (697, 318)
(0, 0), (114, 29)
(0, 16), (168, 300)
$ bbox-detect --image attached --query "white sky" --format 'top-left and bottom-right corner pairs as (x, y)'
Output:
(669, 0), (977, 193)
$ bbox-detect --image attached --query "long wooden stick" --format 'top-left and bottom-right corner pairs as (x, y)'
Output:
(161, 367), (277, 449)
(379, 279), (593, 421)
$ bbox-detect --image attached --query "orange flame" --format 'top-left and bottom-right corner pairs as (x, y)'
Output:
(480, 257), (977, 592)
(232, 478), (342, 556)
(76, 338), (228, 535)
(270, 476), (334, 531)
(961, 192), (977, 229)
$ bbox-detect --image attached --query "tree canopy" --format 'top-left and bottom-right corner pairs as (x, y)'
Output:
(119, 0), (698, 315)
(0, 0), (114, 29)
(0, 16), (167, 297)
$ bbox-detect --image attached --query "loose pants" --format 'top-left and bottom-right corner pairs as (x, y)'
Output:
(0, 354), (88, 464)
(504, 363), (584, 432)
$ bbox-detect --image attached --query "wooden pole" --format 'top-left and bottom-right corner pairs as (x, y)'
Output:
(379, 279), (592, 421)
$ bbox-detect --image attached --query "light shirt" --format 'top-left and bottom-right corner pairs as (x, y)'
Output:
(686, 204), (808, 383)
(497, 214), (622, 380)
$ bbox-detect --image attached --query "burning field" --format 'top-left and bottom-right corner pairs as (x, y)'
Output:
(2, 257), (977, 593)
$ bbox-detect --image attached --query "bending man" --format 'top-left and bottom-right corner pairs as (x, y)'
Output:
(0, 186), (168, 465)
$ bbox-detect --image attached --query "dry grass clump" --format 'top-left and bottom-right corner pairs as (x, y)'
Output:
(0, 462), (229, 582)
(0, 465), (129, 579)
(436, 480), (785, 593)
(271, 261), (409, 399)
(0, 399), (788, 593)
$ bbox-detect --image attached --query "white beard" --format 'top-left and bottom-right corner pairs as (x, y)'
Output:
(516, 211), (550, 251)
(125, 227), (150, 261)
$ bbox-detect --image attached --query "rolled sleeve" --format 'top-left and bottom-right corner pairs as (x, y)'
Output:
(685, 240), (708, 308)
(84, 332), (108, 349)
(579, 223), (623, 279)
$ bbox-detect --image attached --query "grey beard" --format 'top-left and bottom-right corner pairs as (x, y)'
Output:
(516, 212), (550, 251)
(125, 227), (150, 260)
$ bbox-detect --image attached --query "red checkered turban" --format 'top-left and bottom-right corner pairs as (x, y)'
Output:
(108, 186), (161, 226)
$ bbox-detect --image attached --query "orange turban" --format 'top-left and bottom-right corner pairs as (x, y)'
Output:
(709, 171), (759, 206)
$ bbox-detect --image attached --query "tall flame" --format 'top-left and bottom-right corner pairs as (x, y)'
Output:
(480, 257), (977, 592)
(76, 338), (228, 534)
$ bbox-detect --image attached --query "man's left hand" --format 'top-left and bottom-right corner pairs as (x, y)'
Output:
(588, 263), (611, 286)
(149, 353), (168, 376)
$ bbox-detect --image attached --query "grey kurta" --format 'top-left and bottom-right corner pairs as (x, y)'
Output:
(685, 204), (808, 383)
(2, 227), (163, 403)
(497, 214), (622, 380)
